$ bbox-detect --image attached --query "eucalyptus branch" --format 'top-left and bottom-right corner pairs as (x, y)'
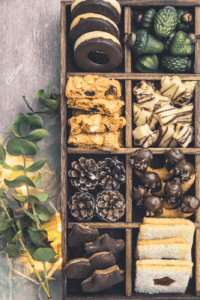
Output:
(0, 82), (60, 300)
(0, 198), (52, 300)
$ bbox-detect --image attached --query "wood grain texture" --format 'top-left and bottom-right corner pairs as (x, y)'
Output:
(125, 80), (132, 147)
(195, 83), (200, 147)
(195, 8), (200, 74)
(195, 230), (200, 296)
(65, 295), (200, 300)
(60, 2), (68, 299)
(124, 7), (132, 73)
(68, 148), (200, 154)
(67, 73), (200, 80)
(62, 0), (200, 6)
(126, 155), (132, 222)
(68, 222), (200, 229)
(195, 156), (200, 222)
(126, 229), (132, 297)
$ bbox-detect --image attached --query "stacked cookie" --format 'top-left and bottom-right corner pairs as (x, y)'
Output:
(132, 76), (196, 148)
(70, 0), (123, 71)
(66, 75), (126, 150)
(65, 224), (125, 293)
(134, 218), (195, 294)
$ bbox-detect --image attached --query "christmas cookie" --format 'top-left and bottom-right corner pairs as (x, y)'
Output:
(74, 31), (123, 72)
(81, 265), (125, 292)
(66, 75), (122, 100)
(67, 98), (125, 115)
(68, 131), (122, 151)
(64, 252), (116, 279)
(70, 13), (120, 44)
(68, 113), (126, 134)
(68, 224), (99, 248)
(71, 0), (121, 24)
(85, 234), (125, 257)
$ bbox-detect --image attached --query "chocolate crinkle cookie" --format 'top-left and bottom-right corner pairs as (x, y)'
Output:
(68, 157), (98, 192)
(96, 190), (125, 222)
(96, 157), (126, 190)
(68, 192), (96, 221)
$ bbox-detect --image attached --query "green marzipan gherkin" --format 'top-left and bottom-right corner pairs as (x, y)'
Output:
(154, 6), (178, 39)
(133, 29), (164, 55)
(161, 55), (188, 73)
(135, 54), (159, 73)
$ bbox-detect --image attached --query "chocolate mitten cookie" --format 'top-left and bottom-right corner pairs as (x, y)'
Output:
(68, 224), (99, 248)
(81, 265), (125, 292)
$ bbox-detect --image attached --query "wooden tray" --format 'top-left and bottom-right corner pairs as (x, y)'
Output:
(60, 1), (200, 299)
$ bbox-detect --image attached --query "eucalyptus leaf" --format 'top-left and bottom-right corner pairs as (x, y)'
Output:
(28, 244), (36, 257)
(47, 82), (51, 98)
(32, 247), (56, 262)
(17, 219), (23, 232)
(4, 244), (20, 258)
(0, 188), (5, 194)
(0, 229), (6, 236)
(23, 207), (40, 223)
(27, 229), (46, 247)
(0, 145), (6, 164)
(5, 227), (16, 244)
(0, 219), (14, 230)
(0, 211), (5, 221)
(12, 123), (22, 137)
(26, 129), (50, 141)
(29, 226), (47, 234)
(7, 206), (15, 219)
(5, 175), (36, 188)
(12, 194), (27, 202)
(25, 159), (48, 173)
(30, 172), (42, 187)
(22, 96), (34, 112)
(33, 193), (48, 202)
(16, 113), (43, 129)
(32, 142), (40, 155)
(34, 108), (54, 114)
(38, 97), (58, 110)
(36, 89), (47, 100)
(24, 195), (39, 203)
(52, 94), (61, 102)
(7, 139), (37, 156)
(12, 229), (23, 242)
(35, 204), (53, 221)
(2, 162), (24, 172)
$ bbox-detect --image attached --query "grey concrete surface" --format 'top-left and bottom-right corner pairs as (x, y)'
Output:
(0, 0), (61, 127)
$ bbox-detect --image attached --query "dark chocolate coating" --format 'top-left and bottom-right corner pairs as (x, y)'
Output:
(163, 181), (183, 208)
(143, 195), (163, 212)
(164, 149), (185, 171)
(84, 234), (125, 257)
(70, 16), (120, 44)
(132, 186), (147, 202)
(170, 161), (195, 184)
(74, 37), (123, 72)
(130, 149), (153, 172)
(81, 265), (125, 292)
(64, 252), (116, 279)
(180, 195), (200, 213)
(140, 172), (162, 193)
(68, 224), (99, 248)
(71, 0), (121, 24)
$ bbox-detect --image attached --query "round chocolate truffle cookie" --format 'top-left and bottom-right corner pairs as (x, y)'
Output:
(74, 31), (123, 72)
(140, 172), (162, 193)
(71, 0), (121, 25)
(163, 181), (183, 209)
(180, 195), (200, 213)
(70, 13), (120, 44)
(143, 195), (163, 217)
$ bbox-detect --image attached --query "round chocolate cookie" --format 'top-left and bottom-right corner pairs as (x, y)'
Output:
(74, 31), (123, 72)
(71, 0), (121, 24)
(70, 13), (120, 44)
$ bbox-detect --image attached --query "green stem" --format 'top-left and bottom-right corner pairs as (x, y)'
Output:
(43, 261), (50, 293)
(0, 199), (52, 300)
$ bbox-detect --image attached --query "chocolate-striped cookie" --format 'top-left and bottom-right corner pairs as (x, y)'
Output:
(71, 0), (121, 24)
(74, 31), (123, 72)
(70, 13), (120, 44)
